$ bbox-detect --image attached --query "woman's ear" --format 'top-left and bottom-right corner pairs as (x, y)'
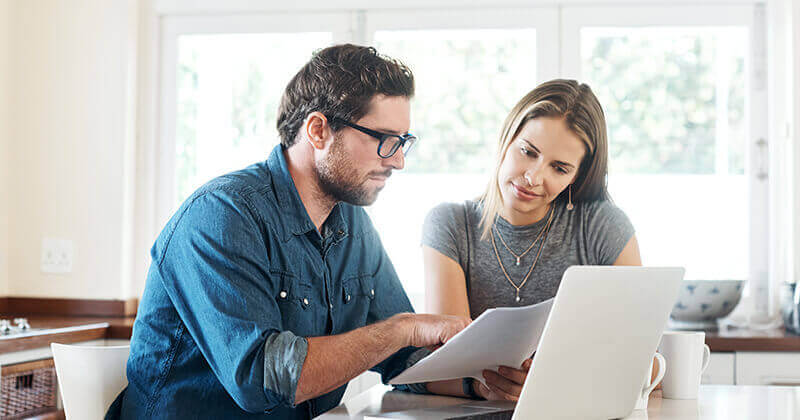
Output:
(304, 112), (332, 150)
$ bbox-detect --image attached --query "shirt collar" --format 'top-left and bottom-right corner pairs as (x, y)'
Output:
(266, 145), (349, 241)
(323, 202), (349, 243)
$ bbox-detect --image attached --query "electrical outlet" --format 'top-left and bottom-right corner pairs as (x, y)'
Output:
(41, 238), (73, 274)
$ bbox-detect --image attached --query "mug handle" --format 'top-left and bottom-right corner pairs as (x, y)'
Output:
(642, 353), (666, 398)
(700, 344), (711, 374)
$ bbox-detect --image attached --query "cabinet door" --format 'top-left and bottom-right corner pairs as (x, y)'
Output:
(702, 352), (735, 385)
(736, 352), (800, 385)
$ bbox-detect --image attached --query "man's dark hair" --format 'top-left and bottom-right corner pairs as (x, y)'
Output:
(277, 44), (415, 148)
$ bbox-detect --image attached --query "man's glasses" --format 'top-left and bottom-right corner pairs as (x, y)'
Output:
(330, 117), (417, 159)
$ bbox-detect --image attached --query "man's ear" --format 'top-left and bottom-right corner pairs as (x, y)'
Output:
(304, 112), (333, 150)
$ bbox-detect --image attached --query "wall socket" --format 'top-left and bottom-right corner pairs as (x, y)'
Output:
(41, 237), (73, 274)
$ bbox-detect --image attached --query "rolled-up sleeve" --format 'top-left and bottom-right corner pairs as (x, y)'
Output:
(156, 191), (302, 413)
(263, 331), (308, 406)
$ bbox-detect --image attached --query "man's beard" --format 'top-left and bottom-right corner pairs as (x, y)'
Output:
(315, 138), (388, 206)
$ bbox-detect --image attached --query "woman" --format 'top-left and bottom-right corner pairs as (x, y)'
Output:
(421, 79), (641, 400)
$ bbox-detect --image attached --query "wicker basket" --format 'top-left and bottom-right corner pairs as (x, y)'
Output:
(0, 358), (58, 419)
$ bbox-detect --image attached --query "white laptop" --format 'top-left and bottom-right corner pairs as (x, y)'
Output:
(366, 266), (684, 420)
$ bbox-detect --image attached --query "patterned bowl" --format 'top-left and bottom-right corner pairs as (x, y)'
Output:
(669, 280), (745, 329)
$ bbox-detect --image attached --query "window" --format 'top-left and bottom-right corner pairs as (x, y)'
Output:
(366, 9), (558, 309)
(158, 14), (350, 220)
(561, 5), (764, 284)
(585, 26), (750, 280)
(175, 32), (332, 205)
(157, 4), (767, 313)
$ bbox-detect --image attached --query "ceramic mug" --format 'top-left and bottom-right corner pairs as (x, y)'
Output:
(634, 352), (666, 410)
(658, 331), (711, 399)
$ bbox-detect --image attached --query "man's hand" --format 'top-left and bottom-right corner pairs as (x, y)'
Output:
(297, 313), (468, 404)
(396, 313), (471, 349)
(475, 358), (532, 401)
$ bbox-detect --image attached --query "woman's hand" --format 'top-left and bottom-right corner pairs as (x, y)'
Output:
(474, 358), (532, 401)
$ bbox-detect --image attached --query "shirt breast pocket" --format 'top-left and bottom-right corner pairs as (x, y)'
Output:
(272, 269), (315, 335)
(340, 273), (375, 325)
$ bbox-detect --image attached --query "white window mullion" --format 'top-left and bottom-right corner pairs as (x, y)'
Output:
(748, 3), (770, 317)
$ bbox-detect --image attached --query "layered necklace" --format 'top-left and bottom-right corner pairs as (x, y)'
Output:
(490, 205), (555, 303)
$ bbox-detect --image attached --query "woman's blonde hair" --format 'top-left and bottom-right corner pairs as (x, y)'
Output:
(478, 79), (610, 240)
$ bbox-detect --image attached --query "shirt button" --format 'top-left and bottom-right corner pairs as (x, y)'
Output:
(346, 294), (351, 302)
(303, 298), (309, 305)
(370, 289), (375, 296)
(279, 291), (287, 299)
(329, 303), (333, 309)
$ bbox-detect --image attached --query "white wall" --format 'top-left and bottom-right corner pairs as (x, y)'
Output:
(6, 0), (138, 299)
(0, 0), (9, 296)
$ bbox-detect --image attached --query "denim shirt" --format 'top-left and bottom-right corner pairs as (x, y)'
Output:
(115, 145), (425, 419)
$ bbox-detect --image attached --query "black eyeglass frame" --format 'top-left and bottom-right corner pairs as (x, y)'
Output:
(330, 117), (417, 158)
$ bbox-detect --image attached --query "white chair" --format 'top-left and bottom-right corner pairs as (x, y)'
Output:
(51, 343), (130, 420)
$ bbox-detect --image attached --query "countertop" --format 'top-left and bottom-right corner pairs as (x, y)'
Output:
(0, 315), (134, 354)
(703, 327), (800, 352)
(319, 384), (800, 419)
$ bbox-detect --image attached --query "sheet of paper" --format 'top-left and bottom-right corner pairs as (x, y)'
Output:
(389, 298), (554, 386)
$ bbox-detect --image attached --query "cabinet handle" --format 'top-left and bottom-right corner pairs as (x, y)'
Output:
(762, 377), (800, 386)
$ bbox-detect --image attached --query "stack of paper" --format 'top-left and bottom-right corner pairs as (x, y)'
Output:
(389, 299), (554, 386)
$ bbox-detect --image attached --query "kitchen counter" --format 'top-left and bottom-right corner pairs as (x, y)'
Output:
(0, 315), (134, 354)
(320, 384), (800, 419)
(703, 327), (800, 352)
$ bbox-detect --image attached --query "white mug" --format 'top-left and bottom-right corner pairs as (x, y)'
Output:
(634, 352), (666, 410)
(657, 331), (710, 399)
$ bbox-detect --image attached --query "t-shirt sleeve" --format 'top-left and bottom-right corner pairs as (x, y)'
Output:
(584, 200), (636, 265)
(421, 202), (466, 265)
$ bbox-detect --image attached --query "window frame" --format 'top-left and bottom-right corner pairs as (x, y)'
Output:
(364, 7), (560, 81)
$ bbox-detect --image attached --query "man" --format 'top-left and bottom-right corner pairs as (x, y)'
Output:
(113, 44), (527, 419)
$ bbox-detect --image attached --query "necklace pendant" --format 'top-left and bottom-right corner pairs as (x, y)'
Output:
(515, 257), (520, 266)
(515, 292), (521, 303)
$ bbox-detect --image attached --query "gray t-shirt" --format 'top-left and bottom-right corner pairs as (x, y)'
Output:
(422, 199), (635, 319)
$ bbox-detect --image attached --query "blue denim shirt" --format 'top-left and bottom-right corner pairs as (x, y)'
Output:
(115, 145), (425, 419)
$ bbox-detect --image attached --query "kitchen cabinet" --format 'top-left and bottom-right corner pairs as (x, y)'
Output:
(0, 339), (130, 419)
(699, 351), (800, 386)
(0, 358), (58, 419)
(735, 351), (800, 386)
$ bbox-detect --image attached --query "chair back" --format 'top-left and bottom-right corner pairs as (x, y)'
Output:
(51, 343), (130, 419)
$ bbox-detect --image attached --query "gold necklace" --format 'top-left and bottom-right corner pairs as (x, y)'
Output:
(490, 208), (554, 303)
(494, 205), (553, 266)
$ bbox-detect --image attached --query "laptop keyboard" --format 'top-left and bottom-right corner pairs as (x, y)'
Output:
(444, 409), (515, 420)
